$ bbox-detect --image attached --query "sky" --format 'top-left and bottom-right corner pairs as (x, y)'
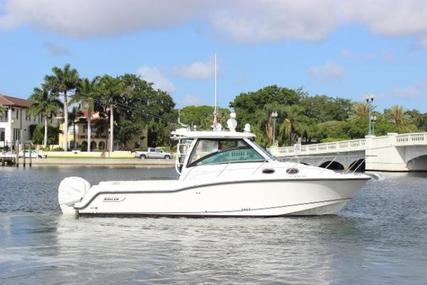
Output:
(1, 0), (427, 112)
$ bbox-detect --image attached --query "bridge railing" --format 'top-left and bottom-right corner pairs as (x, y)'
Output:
(276, 138), (366, 156)
(273, 132), (427, 157)
(395, 132), (427, 146)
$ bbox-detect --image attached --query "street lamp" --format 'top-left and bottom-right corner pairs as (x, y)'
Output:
(271, 111), (278, 146)
(365, 95), (374, 135)
(371, 115), (377, 135)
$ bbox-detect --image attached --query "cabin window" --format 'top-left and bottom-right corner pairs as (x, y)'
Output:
(188, 139), (264, 167)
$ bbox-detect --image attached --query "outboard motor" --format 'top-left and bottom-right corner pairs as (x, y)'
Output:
(58, 177), (91, 215)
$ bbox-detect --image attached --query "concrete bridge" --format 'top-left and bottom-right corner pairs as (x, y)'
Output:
(272, 132), (427, 171)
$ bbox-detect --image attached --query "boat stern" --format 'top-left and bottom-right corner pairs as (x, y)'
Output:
(58, 177), (91, 215)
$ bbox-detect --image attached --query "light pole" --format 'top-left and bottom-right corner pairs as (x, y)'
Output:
(365, 95), (374, 135)
(371, 115), (377, 136)
(271, 111), (278, 146)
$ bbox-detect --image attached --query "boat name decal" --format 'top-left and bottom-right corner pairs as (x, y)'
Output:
(103, 196), (126, 202)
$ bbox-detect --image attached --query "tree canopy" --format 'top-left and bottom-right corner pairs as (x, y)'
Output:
(32, 65), (427, 150)
(229, 85), (427, 146)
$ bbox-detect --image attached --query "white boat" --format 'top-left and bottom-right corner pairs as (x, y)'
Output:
(58, 119), (370, 217)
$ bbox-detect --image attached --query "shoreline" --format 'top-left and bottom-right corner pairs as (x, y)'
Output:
(18, 158), (175, 167)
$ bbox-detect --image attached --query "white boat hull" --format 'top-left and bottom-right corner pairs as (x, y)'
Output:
(70, 178), (367, 217)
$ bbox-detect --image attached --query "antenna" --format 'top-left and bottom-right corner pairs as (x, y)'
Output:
(213, 53), (218, 127)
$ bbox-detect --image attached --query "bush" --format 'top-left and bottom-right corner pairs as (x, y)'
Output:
(31, 124), (61, 145)
(0, 146), (9, 152)
(52, 146), (64, 151)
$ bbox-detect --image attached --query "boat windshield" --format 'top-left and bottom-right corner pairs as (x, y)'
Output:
(188, 139), (265, 167)
(251, 141), (277, 161)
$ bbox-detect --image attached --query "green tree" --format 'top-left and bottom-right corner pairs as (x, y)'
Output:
(387, 105), (406, 125)
(44, 64), (80, 151)
(74, 77), (99, 152)
(28, 87), (62, 147)
(406, 109), (427, 130)
(0, 104), (6, 115)
(180, 105), (229, 130)
(318, 121), (349, 142)
(352, 103), (369, 119)
(68, 106), (81, 149)
(96, 75), (126, 152)
(301, 95), (352, 122)
(384, 105), (417, 133)
(230, 85), (303, 145)
(278, 105), (306, 145)
(31, 124), (61, 145)
(117, 74), (176, 148)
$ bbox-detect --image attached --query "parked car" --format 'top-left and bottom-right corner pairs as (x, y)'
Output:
(0, 152), (14, 158)
(18, 150), (47, 159)
(135, 147), (172, 159)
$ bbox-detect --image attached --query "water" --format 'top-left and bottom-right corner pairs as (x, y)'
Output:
(1, 167), (427, 285)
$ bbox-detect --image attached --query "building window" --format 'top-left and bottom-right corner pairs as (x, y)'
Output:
(13, 128), (20, 141)
(15, 108), (19, 120)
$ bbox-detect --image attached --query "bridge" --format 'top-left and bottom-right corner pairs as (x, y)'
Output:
(272, 132), (427, 171)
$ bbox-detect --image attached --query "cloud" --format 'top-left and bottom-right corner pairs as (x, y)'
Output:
(308, 62), (344, 79)
(181, 95), (204, 106)
(392, 87), (422, 98)
(209, 0), (346, 43)
(341, 48), (395, 62)
(2, 0), (427, 45)
(173, 57), (216, 80)
(392, 80), (427, 98)
(341, 49), (354, 59)
(136, 66), (175, 93)
(0, 0), (208, 38)
(44, 42), (70, 56)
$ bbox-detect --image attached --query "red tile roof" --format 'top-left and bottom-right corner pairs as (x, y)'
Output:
(0, 94), (32, 108)
(80, 110), (103, 120)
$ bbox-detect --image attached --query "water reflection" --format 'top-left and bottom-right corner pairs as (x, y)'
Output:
(1, 168), (427, 284)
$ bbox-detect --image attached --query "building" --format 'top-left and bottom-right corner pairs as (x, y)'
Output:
(0, 94), (41, 147)
(58, 111), (148, 151)
(58, 111), (109, 151)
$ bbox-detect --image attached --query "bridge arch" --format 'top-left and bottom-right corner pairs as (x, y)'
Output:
(349, 159), (365, 172)
(407, 155), (427, 171)
(319, 161), (344, 170)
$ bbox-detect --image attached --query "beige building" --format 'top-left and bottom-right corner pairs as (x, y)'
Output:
(58, 112), (108, 151)
(58, 112), (148, 151)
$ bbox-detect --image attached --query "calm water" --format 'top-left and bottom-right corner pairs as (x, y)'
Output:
(0, 167), (427, 285)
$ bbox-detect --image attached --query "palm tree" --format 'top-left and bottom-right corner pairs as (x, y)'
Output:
(28, 87), (62, 147)
(387, 105), (407, 125)
(280, 118), (292, 145)
(0, 104), (6, 116)
(279, 105), (304, 145)
(352, 103), (369, 118)
(97, 75), (127, 154)
(74, 77), (99, 152)
(265, 116), (273, 143)
(68, 106), (81, 150)
(44, 64), (80, 151)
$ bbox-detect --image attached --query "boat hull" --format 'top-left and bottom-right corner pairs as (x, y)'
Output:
(75, 179), (367, 216)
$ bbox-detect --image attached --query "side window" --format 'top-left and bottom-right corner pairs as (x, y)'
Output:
(188, 139), (264, 167)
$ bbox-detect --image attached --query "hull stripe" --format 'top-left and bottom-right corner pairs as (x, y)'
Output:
(74, 178), (368, 210)
(79, 197), (351, 216)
